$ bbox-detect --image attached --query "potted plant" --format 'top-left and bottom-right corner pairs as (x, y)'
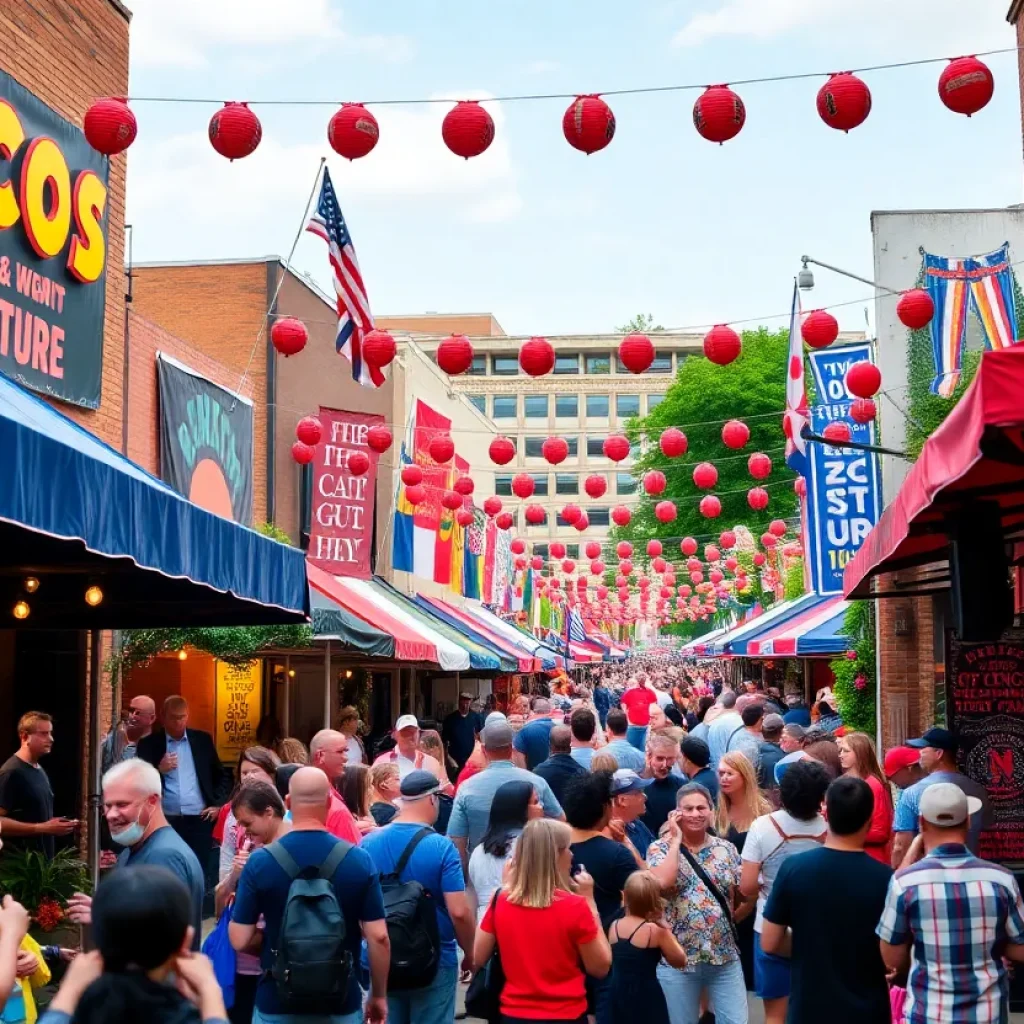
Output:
(0, 848), (91, 948)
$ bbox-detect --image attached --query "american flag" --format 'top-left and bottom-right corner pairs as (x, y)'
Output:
(306, 167), (383, 389)
(783, 281), (809, 476)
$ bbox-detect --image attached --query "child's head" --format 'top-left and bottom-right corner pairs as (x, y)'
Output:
(623, 870), (665, 921)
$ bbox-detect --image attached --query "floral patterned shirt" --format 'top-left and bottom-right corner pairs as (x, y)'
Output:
(646, 835), (741, 966)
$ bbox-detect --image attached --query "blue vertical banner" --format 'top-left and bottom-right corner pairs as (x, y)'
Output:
(805, 343), (882, 595)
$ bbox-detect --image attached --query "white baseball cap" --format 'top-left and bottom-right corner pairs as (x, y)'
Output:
(395, 714), (419, 731)
(919, 782), (982, 827)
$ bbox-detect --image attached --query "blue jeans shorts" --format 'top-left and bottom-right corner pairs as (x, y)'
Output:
(754, 930), (791, 1000)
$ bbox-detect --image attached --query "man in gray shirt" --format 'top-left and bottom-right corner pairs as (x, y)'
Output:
(448, 719), (563, 869)
(602, 708), (647, 773)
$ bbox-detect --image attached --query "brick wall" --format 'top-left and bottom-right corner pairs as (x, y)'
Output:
(0, 0), (130, 448)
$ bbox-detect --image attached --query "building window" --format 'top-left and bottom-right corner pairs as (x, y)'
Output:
(524, 437), (544, 458)
(588, 507), (610, 527)
(467, 354), (487, 376)
(585, 353), (611, 374)
(524, 395), (548, 419)
(586, 394), (610, 418)
(533, 543), (549, 559)
(556, 395), (579, 418)
(587, 435), (606, 458)
(300, 463), (313, 546)
(650, 351), (673, 374)
(492, 355), (520, 376)
(647, 393), (665, 411)
(617, 394), (640, 418)
(616, 472), (638, 495)
(556, 474), (579, 495)
(531, 473), (549, 496)
(554, 353), (579, 374)
(565, 437), (579, 458)
(565, 544), (579, 559)
(492, 396), (517, 419)
(496, 475), (513, 496)
(467, 394), (486, 413)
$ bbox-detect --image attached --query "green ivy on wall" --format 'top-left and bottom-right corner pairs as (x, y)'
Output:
(829, 600), (876, 734)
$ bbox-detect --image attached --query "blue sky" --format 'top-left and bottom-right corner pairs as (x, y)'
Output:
(125, 0), (1022, 336)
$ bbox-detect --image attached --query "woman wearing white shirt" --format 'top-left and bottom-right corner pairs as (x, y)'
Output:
(337, 705), (365, 765)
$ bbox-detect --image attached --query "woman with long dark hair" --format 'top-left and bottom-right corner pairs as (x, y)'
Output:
(339, 763), (377, 835)
(467, 779), (543, 921)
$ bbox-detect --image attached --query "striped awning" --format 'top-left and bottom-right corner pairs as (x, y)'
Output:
(707, 594), (823, 657)
(745, 597), (849, 657)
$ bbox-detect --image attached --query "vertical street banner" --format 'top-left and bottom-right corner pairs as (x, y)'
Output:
(157, 355), (254, 523)
(946, 634), (1024, 863)
(0, 69), (110, 408)
(805, 343), (882, 595)
(215, 660), (262, 763)
(308, 407), (385, 577)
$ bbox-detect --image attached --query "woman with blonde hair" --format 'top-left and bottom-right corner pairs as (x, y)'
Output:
(474, 818), (612, 1023)
(335, 705), (365, 765)
(590, 751), (618, 773)
(276, 736), (308, 765)
(837, 731), (893, 864)
(417, 728), (455, 789)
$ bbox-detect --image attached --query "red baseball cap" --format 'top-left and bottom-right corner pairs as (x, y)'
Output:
(884, 746), (920, 778)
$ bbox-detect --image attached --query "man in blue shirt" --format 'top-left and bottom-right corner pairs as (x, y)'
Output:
(512, 698), (557, 770)
(592, 678), (612, 728)
(680, 736), (720, 804)
(569, 707), (598, 768)
(361, 770), (477, 1024)
(608, 769), (655, 859)
(602, 708), (647, 773)
(230, 767), (389, 1024)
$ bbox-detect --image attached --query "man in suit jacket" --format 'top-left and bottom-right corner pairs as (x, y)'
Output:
(136, 695), (230, 906)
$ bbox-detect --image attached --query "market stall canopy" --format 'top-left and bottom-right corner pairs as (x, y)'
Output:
(706, 593), (822, 657)
(307, 563), (396, 659)
(845, 347), (1024, 599)
(417, 596), (538, 672)
(679, 624), (731, 656)
(745, 596), (849, 657)
(0, 372), (308, 627)
(583, 619), (628, 659)
(461, 603), (564, 670)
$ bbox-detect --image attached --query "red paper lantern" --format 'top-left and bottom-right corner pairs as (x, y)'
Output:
(401, 465), (423, 487)
(328, 103), (379, 159)
(291, 441), (314, 465)
(532, 555), (544, 570)
(769, 519), (787, 537)
(562, 504), (583, 525)
(367, 425), (393, 453)
(846, 361), (881, 399)
(748, 452), (772, 480)
(442, 490), (464, 511)
(686, 558), (702, 573)
(512, 474), (535, 499)
(209, 102), (262, 160)
(616, 541), (633, 559)
(747, 487), (769, 511)
(656, 501), (677, 523)
(719, 530), (736, 550)
(816, 73), (872, 132)
(705, 545), (721, 563)
(442, 101), (495, 159)
(519, 336), (555, 376)
(725, 556), (738, 571)
(618, 333), (654, 374)
(83, 97), (137, 155)
(562, 559), (576, 574)
(690, 570), (704, 585)
(643, 471), (666, 496)
(525, 504), (545, 525)
(823, 422), (852, 444)
(939, 56), (994, 117)
(620, 560), (634, 576)
(647, 540), (663, 557)
(611, 505), (632, 527)
(584, 475), (607, 499)
(896, 289), (934, 330)
(515, 557), (527, 571)
(693, 85), (746, 144)
(652, 557), (667, 573)
(436, 334), (474, 376)
(761, 532), (778, 549)
(551, 542), (567, 559)
(753, 552), (766, 567)
(700, 495), (722, 518)
(637, 578), (649, 590)
(363, 329), (396, 369)
(496, 512), (514, 531)
(709, 570), (724, 585)
(483, 496), (503, 517)
(428, 435), (455, 464)
(722, 419), (750, 450)
(542, 437), (569, 465)
(693, 462), (718, 490)
(615, 575), (628, 589)
(457, 509), (475, 527)
(850, 398), (876, 424)
(801, 310), (839, 349)
(563, 94), (616, 154)
(584, 541), (601, 559)
(603, 435), (631, 462)
(659, 428), (687, 458)
(269, 317), (308, 358)
(454, 475), (475, 496)
(296, 416), (323, 447)
(405, 484), (426, 506)
(489, 436), (516, 465)
(510, 538), (526, 555)
(347, 451), (370, 476)
(794, 477), (807, 498)
(597, 585), (609, 600)
(704, 324), (742, 365)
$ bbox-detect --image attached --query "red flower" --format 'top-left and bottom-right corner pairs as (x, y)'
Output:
(34, 897), (64, 932)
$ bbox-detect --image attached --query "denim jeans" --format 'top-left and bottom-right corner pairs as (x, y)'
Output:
(626, 725), (648, 751)
(657, 958), (748, 1024)
(252, 1008), (362, 1024)
(386, 965), (458, 1024)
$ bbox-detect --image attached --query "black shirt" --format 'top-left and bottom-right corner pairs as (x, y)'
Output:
(533, 753), (587, 807)
(441, 710), (482, 767)
(370, 801), (398, 827)
(0, 755), (54, 858)
(757, 741), (785, 789)
(570, 835), (638, 930)
(639, 776), (681, 836)
(763, 846), (893, 1024)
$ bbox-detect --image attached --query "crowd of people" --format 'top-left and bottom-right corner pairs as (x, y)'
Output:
(0, 665), (1020, 1024)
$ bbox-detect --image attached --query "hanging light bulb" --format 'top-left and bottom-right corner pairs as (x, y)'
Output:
(23, 577), (39, 593)
(13, 601), (30, 620)
(84, 585), (104, 607)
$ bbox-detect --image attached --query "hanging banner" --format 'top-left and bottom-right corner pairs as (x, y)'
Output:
(804, 343), (882, 595)
(215, 660), (263, 763)
(308, 407), (384, 577)
(157, 354), (253, 523)
(0, 69), (110, 408)
(946, 634), (1024, 864)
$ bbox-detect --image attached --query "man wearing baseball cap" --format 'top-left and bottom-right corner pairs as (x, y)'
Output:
(607, 769), (656, 859)
(878, 783), (1024, 1024)
(373, 715), (445, 784)
(890, 727), (990, 867)
(883, 746), (923, 792)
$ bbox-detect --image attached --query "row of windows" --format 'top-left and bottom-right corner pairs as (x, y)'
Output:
(467, 393), (665, 419)
(495, 472), (638, 497)
(463, 352), (679, 376)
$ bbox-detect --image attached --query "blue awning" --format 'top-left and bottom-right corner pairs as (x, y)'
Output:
(708, 594), (822, 657)
(0, 371), (308, 627)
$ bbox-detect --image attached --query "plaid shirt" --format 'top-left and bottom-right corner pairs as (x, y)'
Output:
(876, 843), (1024, 1024)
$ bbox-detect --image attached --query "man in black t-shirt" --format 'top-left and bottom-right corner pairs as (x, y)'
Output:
(761, 776), (893, 1024)
(639, 730), (683, 836)
(0, 711), (77, 858)
(441, 692), (483, 777)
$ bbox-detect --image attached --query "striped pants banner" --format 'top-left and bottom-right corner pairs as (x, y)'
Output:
(924, 243), (1018, 397)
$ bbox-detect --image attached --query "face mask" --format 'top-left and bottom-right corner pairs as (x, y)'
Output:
(111, 802), (151, 846)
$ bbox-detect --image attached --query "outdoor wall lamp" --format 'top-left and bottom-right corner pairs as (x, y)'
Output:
(23, 577), (39, 593)
(84, 584), (104, 607)
(12, 600), (30, 620)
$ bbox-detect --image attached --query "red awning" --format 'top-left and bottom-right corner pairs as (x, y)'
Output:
(419, 596), (538, 672)
(306, 563), (437, 663)
(845, 346), (1024, 599)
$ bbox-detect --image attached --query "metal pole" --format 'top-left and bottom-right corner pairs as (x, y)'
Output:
(800, 255), (901, 295)
(323, 640), (332, 730)
(88, 629), (102, 889)
(283, 656), (291, 735)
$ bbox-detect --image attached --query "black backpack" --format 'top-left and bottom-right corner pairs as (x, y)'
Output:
(265, 839), (353, 1014)
(379, 826), (441, 991)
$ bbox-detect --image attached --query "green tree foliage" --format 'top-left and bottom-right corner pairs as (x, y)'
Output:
(616, 313), (665, 333)
(829, 601), (876, 733)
